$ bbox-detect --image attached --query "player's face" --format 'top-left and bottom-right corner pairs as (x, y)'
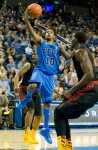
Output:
(45, 29), (55, 40)
(71, 33), (77, 50)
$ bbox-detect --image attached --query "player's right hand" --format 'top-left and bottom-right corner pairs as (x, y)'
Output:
(23, 9), (29, 22)
(61, 93), (68, 101)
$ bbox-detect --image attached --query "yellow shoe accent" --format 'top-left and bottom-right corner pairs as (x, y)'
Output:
(30, 137), (39, 144)
(30, 130), (39, 144)
(30, 134), (39, 144)
(57, 136), (66, 150)
(22, 133), (34, 144)
(66, 139), (73, 150)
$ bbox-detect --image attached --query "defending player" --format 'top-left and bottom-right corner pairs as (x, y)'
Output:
(14, 59), (42, 144)
(54, 31), (98, 150)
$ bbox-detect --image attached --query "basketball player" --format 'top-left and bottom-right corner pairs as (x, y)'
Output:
(14, 59), (42, 144)
(54, 31), (98, 150)
(17, 9), (73, 144)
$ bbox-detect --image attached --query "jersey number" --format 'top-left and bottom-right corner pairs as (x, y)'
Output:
(46, 57), (55, 66)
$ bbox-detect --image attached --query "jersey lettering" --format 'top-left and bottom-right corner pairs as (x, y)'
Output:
(46, 56), (55, 66)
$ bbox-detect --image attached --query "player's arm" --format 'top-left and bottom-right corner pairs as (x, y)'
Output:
(63, 49), (94, 99)
(24, 10), (43, 45)
(60, 43), (74, 60)
(14, 63), (31, 95)
(70, 49), (94, 94)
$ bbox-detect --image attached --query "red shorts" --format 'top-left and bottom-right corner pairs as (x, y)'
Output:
(19, 85), (27, 100)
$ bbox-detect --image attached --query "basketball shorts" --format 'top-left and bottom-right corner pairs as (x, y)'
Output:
(29, 69), (54, 103)
(55, 80), (98, 119)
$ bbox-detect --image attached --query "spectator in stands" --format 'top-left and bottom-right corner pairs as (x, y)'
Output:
(0, 37), (3, 48)
(0, 67), (6, 78)
(9, 46), (16, 58)
(25, 43), (33, 55)
(7, 68), (16, 91)
(0, 74), (10, 92)
(20, 38), (28, 46)
(69, 63), (78, 87)
(53, 81), (64, 101)
(0, 60), (6, 78)
(0, 30), (4, 40)
(6, 55), (16, 71)
(60, 65), (70, 89)
(54, 75), (60, 87)
(2, 42), (9, 52)
(0, 87), (14, 129)
(59, 58), (66, 73)
(11, 37), (20, 50)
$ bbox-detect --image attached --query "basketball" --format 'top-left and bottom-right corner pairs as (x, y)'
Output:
(27, 3), (42, 18)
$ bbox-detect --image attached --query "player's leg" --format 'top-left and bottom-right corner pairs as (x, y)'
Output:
(19, 86), (35, 144)
(54, 84), (98, 149)
(18, 70), (42, 109)
(22, 100), (35, 144)
(43, 102), (50, 129)
(39, 102), (52, 143)
(18, 83), (37, 108)
(30, 91), (42, 144)
(39, 75), (54, 144)
(54, 101), (84, 150)
(54, 105), (67, 150)
(66, 120), (73, 150)
(55, 109), (72, 150)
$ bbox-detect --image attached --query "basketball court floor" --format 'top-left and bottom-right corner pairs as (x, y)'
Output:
(0, 128), (98, 150)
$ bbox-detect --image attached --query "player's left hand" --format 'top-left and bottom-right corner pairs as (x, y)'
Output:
(60, 42), (67, 49)
(61, 90), (72, 101)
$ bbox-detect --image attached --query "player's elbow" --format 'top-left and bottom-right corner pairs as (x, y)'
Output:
(88, 71), (94, 80)
(14, 74), (19, 81)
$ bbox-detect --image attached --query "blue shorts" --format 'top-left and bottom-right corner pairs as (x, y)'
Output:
(29, 69), (54, 103)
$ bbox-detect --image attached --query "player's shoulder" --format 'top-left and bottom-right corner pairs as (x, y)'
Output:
(54, 41), (61, 50)
(75, 48), (87, 56)
(75, 48), (89, 61)
(41, 39), (46, 44)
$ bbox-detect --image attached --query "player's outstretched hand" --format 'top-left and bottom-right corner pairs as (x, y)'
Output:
(23, 9), (29, 22)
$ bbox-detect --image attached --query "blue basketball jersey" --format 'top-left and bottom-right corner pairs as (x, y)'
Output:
(35, 40), (60, 75)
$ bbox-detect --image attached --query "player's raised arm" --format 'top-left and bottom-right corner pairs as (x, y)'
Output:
(69, 49), (94, 95)
(60, 42), (74, 60)
(24, 10), (43, 45)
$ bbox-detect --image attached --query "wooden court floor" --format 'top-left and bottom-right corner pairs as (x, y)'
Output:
(0, 128), (98, 150)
